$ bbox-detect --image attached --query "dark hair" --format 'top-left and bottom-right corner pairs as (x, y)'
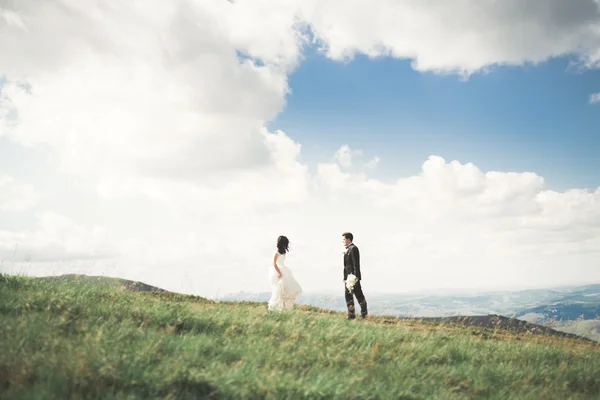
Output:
(342, 232), (353, 241)
(277, 236), (290, 254)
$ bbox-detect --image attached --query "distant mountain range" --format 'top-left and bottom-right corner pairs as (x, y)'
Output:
(222, 283), (600, 341)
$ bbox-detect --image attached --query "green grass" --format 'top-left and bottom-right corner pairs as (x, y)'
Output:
(1, 274), (599, 399)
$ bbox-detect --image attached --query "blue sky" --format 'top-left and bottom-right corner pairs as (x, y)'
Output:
(270, 50), (600, 191)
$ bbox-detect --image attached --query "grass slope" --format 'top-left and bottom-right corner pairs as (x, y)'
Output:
(1, 274), (600, 400)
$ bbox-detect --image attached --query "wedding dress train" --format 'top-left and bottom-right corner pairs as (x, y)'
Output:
(268, 251), (302, 311)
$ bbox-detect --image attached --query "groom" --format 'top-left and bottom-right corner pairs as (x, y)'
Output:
(342, 232), (368, 320)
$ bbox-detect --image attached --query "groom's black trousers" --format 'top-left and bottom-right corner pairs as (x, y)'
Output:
(345, 281), (367, 317)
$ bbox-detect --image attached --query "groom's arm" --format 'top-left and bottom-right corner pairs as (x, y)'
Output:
(350, 246), (360, 277)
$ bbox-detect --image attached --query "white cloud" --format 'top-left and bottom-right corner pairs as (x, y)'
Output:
(0, 0), (297, 183)
(334, 144), (362, 168)
(590, 92), (600, 103)
(0, 1), (599, 296)
(0, 175), (35, 211)
(300, 0), (600, 75)
(4, 154), (599, 297)
(364, 156), (380, 169)
(0, 211), (116, 264)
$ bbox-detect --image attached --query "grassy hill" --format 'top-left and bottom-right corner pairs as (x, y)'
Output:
(1, 274), (600, 399)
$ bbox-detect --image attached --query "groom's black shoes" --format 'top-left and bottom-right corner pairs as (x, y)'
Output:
(346, 315), (367, 320)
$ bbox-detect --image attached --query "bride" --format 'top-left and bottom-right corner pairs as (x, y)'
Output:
(268, 235), (303, 311)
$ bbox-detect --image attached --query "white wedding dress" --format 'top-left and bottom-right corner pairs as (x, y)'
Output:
(268, 251), (303, 311)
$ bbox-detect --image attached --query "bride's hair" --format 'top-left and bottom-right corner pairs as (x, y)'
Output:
(277, 236), (290, 254)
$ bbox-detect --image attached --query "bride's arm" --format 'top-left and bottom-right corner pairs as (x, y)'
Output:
(273, 253), (283, 279)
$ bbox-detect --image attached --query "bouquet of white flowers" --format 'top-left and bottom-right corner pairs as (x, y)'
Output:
(345, 274), (358, 294)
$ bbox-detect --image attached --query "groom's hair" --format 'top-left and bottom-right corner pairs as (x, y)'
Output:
(342, 232), (353, 241)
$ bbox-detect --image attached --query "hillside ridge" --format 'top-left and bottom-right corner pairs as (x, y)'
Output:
(34, 274), (594, 343)
(38, 273), (169, 293)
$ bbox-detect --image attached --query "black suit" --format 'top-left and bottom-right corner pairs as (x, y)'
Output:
(344, 243), (367, 318)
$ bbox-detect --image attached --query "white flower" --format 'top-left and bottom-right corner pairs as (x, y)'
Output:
(346, 274), (358, 293)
